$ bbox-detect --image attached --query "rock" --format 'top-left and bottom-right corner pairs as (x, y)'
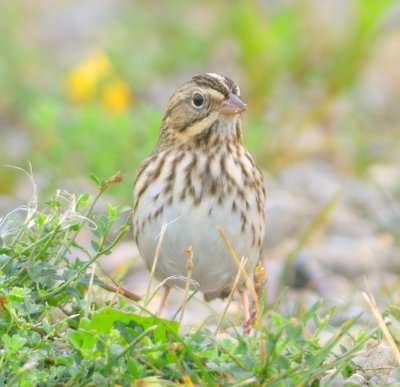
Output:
(368, 163), (400, 195)
(352, 341), (399, 379)
(320, 370), (345, 387)
(369, 375), (400, 386)
(264, 190), (312, 248)
(305, 235), (396, 278)
(314, 273), (354, 300)
(343, 373), (367, 386)
(290, 252), (325, 289)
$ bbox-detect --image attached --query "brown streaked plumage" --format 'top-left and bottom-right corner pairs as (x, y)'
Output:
(133, 73), (266, 322)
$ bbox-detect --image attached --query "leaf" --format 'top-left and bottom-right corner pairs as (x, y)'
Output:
(91, 215), (108, 237)
(275, 355), (290, 370)
(118, 205), (132, 214)
(79, 308), (179, 343)
(27, 264), (57, 287)
(90, 240), (100, 252)
(78, 193), (90, 209)
(106, 202), (118, 220)
(2, 334), (27, 350)
(67, 330), (98, 358)
(89, 174), (103, 187)
(92, 372), (108, 385)
(35, 213), (47, 228)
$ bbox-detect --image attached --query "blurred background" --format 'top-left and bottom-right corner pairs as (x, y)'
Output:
(1, 0), (400, 321)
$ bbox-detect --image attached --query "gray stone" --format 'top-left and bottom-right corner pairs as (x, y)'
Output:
(320, 370), (345, 387)
(343, 373), (367, 386)
(352, 341), (398, 378)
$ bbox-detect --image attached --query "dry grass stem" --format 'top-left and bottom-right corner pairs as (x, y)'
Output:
(251, 262), (266, 326)
(179, 246), (194, 326)
(109, 282), (123, 306)
(145, 275), (199, 309)
(363, 280), (400, 366)
(144, 222), (167, 307)
(84, 263), (96, 318)
(216, 226), (261, 326)
(215, 257), (247, 336)
(101, 283), (141, 302)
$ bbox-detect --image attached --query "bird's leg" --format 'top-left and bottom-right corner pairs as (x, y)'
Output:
(157, 285), (171, 316)
(239, 289), (251, 321)
(239, 289), (251, 334)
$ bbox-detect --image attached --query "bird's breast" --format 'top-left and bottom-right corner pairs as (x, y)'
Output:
(133, 146), (265, 293)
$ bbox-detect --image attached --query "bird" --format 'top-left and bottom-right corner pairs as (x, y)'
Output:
(133, 73), (266, 322)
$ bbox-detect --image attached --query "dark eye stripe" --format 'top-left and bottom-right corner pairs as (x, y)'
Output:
(177, 113), (210, 132)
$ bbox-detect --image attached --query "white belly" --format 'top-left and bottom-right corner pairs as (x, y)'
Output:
(134, 185), (263, 294)
(133, 146), (265, 295)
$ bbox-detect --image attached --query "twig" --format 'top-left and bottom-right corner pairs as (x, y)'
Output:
(215, 257), (246, 335)
(40, 224), (127, 300)
(180, 246), (194, 326)
(144, 223), (167, 307)
(100, 283), (141, 302)
(363, 278), (400, 366)
(216, 226), (260, 327)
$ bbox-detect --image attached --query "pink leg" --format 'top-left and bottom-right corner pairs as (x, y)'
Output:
(157, 285), (171, 316)
(239, 289), (250, 322)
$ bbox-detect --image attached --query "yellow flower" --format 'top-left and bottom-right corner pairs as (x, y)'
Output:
(101, 79), (132, 113)
(66, 51), (112, 103)
(116, 262), (127, 274)
(66, 50), (132, 113)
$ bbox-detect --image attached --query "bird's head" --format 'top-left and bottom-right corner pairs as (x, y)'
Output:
(157, 73), (246, 149)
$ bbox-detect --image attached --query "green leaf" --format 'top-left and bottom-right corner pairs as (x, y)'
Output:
(118, 205), (132, 214)
(67, 330), (98, 358)
(106, 203), (118, 220)
(2, 334), (27, 350)
(89, 174), (103, 187)
(92, 372), (108, 385)
(35, 213), (47, 228)
(80, 308), (179, 343)
(78, 193), (90, 209)
(275, 355), (290, 369)
(27, 263), (57, 286)
(91, 215), (108, 237)
(90, 240), (100, 252)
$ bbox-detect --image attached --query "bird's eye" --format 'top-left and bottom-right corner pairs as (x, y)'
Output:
(192, 93), (204, 107)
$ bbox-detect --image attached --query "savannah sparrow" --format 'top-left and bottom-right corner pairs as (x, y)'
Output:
(133, 73), (266, 320)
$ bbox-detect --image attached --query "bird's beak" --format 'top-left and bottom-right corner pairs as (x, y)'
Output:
(217, 93), (247, 116)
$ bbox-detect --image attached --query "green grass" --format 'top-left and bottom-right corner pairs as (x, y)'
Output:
(28, 100), (162, 201)
(0, 173), (378, 385)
